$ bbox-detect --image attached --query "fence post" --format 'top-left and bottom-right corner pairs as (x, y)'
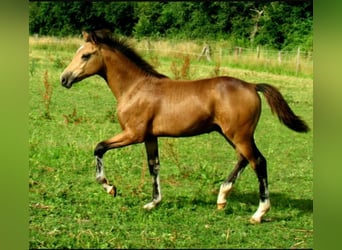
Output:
(219, 48), (222, 61)
(198, 44), (211, 62)
(278, 51), (282, 64)
(146, 40), (151, 53)
(256, 46), (260, 59)
(235, 47), (243, 57)
(296, 47), (301, 75)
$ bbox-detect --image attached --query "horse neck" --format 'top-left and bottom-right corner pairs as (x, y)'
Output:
(101, 49), (147, 101)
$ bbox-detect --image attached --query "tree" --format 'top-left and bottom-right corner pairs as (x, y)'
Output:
(133, 2), (167, 38)
(29, 1), (313, 51)
(253, 1), (313, 50)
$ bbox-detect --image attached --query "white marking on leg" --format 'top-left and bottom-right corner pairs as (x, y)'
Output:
(217, 182), (233, 209)
(143, 175), (162, 210)
(95, 156), (106, 183)
(143, 201), (157, 210)
(236, 167), (245, 180)
(102, 183), (113, 193)
(155, 174), (162, 201)
(94, 156), (116, 196)
(250, 199), (271, 224)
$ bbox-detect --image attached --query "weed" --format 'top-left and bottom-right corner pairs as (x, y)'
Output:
(162, 138), (180, 172)
(170, 60), (180, 80)
(29, 57), (39, 76)
(180, 55), (191, 79)
(63, 107), (83, 125)
(212, 61), (221, 77)
(170, 55), (191, 80)
(42, 70), (52, 119)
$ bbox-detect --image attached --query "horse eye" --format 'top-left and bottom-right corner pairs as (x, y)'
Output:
(81, 53), (91, 60)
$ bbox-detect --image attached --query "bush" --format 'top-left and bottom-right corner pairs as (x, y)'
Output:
(29, 1), (313, 52)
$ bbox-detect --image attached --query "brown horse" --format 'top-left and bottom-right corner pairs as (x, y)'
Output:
(60, 30), (309, 224)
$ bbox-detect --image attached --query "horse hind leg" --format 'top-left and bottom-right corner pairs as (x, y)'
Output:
(250, 153), (271, 224)
(236, 141), (271, 224)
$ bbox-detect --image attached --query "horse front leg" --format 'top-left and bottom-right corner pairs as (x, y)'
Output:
(95, 155), (117, 196)
(143, 136), (162, 210)
(217, 152), (249, 209)
(94, 130), (143, 197)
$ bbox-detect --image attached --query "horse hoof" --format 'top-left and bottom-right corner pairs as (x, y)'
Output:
(143, 202), (156, 210)
(217, 203), (226, 210)
(249, 217), (262, 224)
(108, 186), (117, 197)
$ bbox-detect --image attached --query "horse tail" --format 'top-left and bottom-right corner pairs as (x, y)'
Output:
(255, 83), (309, 133)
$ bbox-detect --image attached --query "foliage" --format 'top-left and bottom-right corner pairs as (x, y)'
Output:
(29, 1), (313, 51)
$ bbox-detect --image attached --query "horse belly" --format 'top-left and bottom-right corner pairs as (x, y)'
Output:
(151, 104), (214, 137)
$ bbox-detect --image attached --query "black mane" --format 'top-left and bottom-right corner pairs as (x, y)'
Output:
(87, 30), (168, 79)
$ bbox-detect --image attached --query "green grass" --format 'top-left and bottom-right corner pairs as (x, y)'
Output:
(29, 37), (313, 249)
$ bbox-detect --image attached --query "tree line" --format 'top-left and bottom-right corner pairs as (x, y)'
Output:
(29, 1), (313, 51)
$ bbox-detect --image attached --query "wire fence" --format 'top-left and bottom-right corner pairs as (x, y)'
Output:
(29, 36), (313, 76)
(135, 40), (313, 76)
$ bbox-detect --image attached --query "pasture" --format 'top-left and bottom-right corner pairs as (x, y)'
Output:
(29, 36), (313, 249)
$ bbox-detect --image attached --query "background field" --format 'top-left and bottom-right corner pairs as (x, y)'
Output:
(29, 37), (313, 249)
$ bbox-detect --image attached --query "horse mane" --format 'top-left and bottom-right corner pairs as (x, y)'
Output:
(86, 29), (168, 79)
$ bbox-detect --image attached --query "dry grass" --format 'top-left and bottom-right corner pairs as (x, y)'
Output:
(134, 39), (313, 78)
(29, 36), (82, 46)
(29, 35), (313, 77)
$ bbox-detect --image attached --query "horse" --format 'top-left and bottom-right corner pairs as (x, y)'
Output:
(60, 29), (309, 224)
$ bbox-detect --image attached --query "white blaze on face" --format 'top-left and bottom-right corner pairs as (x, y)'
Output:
(76, 45), (84, 54)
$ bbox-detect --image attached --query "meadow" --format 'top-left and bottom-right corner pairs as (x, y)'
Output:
(29, 36), (313, 249)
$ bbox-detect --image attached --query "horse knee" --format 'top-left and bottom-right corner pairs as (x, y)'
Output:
(94, 142), (107, 157)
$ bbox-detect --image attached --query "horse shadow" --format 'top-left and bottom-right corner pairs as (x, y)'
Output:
(162, 190), (313, 220)
(231, 191), (312, 211)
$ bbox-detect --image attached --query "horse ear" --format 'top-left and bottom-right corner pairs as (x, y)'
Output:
(82, 31), (90, 42)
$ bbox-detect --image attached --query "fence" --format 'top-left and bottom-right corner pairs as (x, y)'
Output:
(135, 40), (313, 77)
(29, 36), (313, 77)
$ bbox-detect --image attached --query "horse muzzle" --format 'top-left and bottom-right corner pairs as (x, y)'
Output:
(60, 71), (76, 89)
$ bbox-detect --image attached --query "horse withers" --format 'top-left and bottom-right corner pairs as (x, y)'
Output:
(60, 30), (309, 223)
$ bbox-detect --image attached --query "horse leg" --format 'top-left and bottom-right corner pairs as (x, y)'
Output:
(250, 152), (270, 224)
(236, 141), (271, 224)
(217, 152), (248, 209)
(94, 130), (142, 197)
(95, 155), (116, 196)
(143, 136), (162, 210)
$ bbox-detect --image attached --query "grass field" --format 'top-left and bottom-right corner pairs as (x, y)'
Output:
(29, 36), (313, 249)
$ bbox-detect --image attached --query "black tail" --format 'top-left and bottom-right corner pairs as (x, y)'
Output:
(256, 83), (309, 133)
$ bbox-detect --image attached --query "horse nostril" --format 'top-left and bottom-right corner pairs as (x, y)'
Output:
(60, 72), (74, 88)
(60, 73), (70, 87)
